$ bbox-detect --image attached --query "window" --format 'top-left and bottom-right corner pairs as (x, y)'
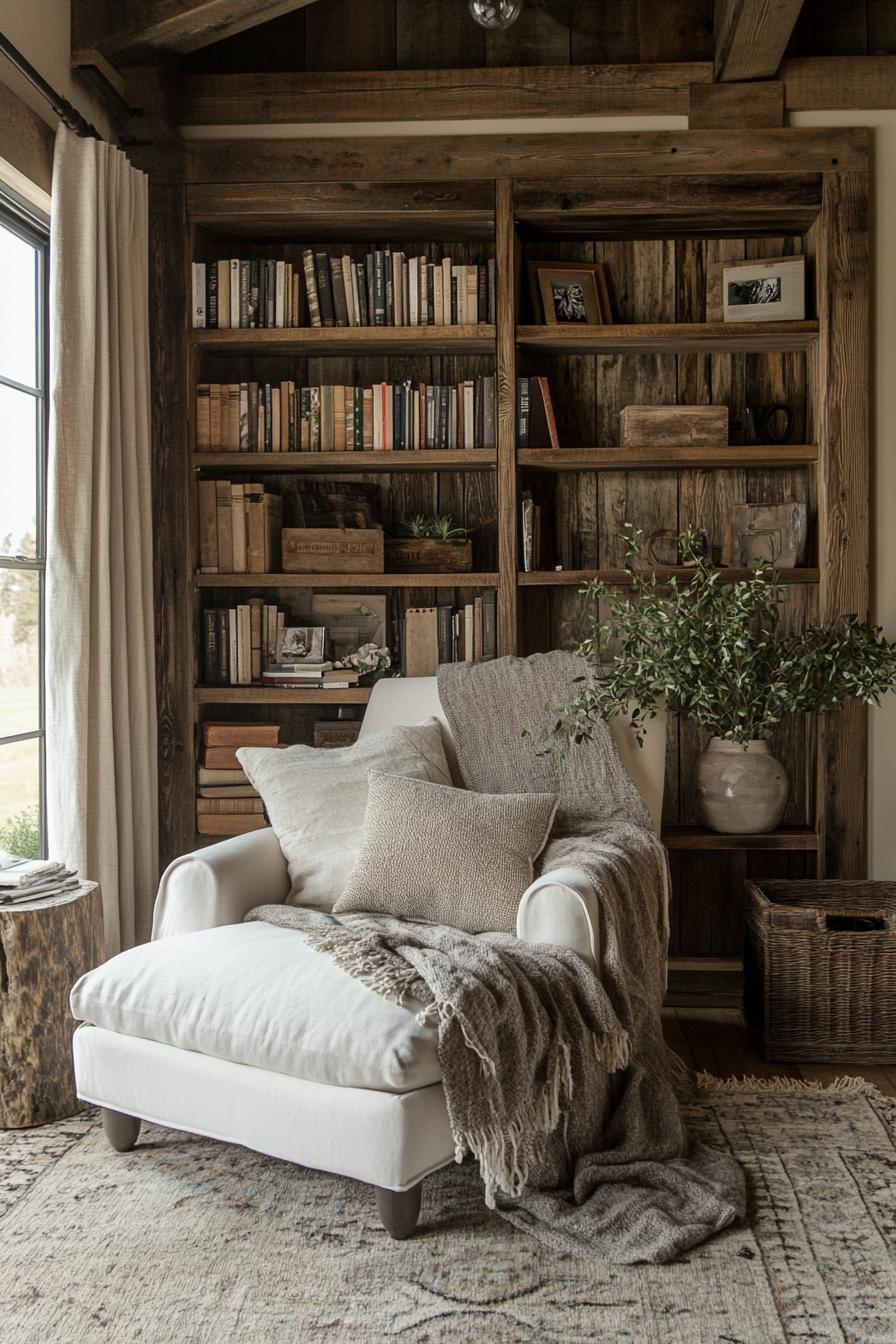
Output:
(0, 193), (48, 859)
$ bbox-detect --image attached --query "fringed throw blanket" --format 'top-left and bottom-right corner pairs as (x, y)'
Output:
(249, 651), (745, 1263)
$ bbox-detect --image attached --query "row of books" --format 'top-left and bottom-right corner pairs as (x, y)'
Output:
(191, 252), (496, 331)
(197, 481), (281, 574)
(197, 721), (275, 836)
(202, 602), (288, 685)
(196, 378), (497, 454)
(399, 593), (497, 677)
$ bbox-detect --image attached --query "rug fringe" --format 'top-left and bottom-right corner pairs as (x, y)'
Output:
(696, 1070), (885, 1099)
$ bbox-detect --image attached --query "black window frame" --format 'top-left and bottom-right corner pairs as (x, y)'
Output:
(0, 188), (50, 858)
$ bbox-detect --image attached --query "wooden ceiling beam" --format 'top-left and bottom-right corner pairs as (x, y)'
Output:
(178, 56), (896, 127)
(72, 0), (323, 62)
(714, 0), (805, 82)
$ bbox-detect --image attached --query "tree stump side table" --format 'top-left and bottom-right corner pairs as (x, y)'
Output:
(0, 881), (103, 1127)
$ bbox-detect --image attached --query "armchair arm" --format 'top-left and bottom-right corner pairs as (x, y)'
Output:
(152, 828), (290, 940)
(516, 867), (599, 970)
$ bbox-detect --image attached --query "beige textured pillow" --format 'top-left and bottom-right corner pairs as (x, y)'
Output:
(334, 770), (558, 934)
(237, 720), (452, 911)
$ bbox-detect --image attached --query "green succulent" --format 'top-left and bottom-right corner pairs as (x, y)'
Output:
(396, 514), (471, 541)
(544, 523), (896, 751)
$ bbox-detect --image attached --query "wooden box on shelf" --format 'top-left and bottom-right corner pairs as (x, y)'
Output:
(314, 720), (362, 749)
(385, 538), (473, 574)
(619, 405), (728, 448)
(281, 528), (385, 574)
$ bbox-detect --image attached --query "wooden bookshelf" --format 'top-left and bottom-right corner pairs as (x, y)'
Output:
(150, 131), (869, 1002)
(515, 321), (819, 353)
(518, 568), (821, 587)
(194, 572), (501, 589)
(193, 449), (496, 473)
(520, 445), (818, 471)
(191, 325), (495, 355)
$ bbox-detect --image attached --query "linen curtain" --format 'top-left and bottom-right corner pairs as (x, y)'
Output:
(46, 127), (158, 955)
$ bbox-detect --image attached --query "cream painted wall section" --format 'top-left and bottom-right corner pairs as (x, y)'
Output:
(0, 0), (111, 141)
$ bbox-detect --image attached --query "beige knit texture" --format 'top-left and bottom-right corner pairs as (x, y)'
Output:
(334, 771), (558, 934)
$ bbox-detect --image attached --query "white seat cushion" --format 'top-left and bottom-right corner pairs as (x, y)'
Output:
(70, 922), (440, 1094)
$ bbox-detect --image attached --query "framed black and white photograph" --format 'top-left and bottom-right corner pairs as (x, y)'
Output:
(276, 625), (327, 663)
(721, 256), (805, 324)
(528, 262), (604, 325)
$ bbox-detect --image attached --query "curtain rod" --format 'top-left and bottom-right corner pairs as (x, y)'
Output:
(0, 30), (101, 139)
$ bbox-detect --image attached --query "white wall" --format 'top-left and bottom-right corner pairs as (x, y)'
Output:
(0, 0), (112, 140)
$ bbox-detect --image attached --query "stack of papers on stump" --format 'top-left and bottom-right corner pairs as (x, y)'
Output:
(0, 854), (80, 903)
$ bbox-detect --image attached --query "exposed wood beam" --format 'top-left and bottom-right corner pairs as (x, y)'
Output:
(72, 0), (322, 62)
(179, 56), (896, 127)
(714, 0), (805, 82)
(185, 128), (868, 186)
(688, 80), (784, 128)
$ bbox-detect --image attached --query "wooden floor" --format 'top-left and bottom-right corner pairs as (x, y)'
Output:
(662, 1008), (896, 1098)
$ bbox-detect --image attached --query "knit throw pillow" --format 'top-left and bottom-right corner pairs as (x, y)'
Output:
(334, 770), (558, 934)
(237, 720), (452, 911)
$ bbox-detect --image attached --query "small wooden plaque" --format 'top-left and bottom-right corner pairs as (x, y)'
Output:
(281, 528), (384, 574)
(619, 405), (728, 448)
(723, 501), (808, 568)
(313, 720), (362, 749)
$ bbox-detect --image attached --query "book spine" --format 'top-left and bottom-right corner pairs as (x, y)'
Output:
(229, 259), (240, 328)
(202, 609), (218, 684)
(206, 262), (218, 329)
(217, 260), (230, 329)
(373, 252), (386, 326)
(239, 260), (250, 328)
(216, 609), (230, 686)
(249, 259), (260, 327)
(197, 480), (218, 572)
(191, 262), (206, 328)
(315, 252), (335, 327)
(482, 590), (497, 660)
(488, 257), (496, 325)
(302, 249), (321, 327)
(330, 256), (349, 327)
(196, 384), (211, 452)
(517, 377), (530, 448)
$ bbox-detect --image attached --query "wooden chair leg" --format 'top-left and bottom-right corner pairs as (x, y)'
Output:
(375, 1181), (422, 1239)
(102, 1107), (141, 1152)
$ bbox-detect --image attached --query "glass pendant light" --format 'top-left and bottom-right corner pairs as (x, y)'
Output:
(469, 0), (523, 31)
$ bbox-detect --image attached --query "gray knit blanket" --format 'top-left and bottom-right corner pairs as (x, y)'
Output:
(249, 651), (744, 1262)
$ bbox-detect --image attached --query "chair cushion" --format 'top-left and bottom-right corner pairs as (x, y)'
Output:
(70, 922), (441, 1094)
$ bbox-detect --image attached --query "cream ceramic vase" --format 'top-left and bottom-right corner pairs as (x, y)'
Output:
(693, 737), (789, 834)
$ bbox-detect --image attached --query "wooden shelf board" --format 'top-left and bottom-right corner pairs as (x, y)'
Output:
(520, 445), (818, 471)
(194, 687), (372, 705)
(193, 450), (496, 473)
(195, 571), (500, 589)
(191, 325), (495, 355)
(516, 321), (819, 353)
(662, 826), (819, 851)
(518, 567), (820, 587)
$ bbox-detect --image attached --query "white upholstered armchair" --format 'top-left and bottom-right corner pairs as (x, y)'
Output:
(71, 678), (666, 1239)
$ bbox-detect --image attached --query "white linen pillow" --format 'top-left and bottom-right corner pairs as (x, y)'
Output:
(237, 718), (452, 910)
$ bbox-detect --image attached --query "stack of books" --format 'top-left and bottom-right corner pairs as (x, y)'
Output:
(516, 377), (559, 450)
(262, 661), (361, 691)
(400, 592), (497, 677)
(197, 722), (277, 836)
(0, 855), (80, 903)
(195, 378), (497, 454)
(196, 481), (281, 574)
(190, 251), (496, 330)
(201, 601), (288, 685)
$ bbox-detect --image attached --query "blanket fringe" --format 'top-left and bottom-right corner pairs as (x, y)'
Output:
(696, 1070), (885, 1099)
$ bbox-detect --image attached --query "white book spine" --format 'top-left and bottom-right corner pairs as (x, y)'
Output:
(228, 609), (238, 686)
(373, 384), (382, 451)
(191, 262), (206, 328)
(408, 260), (418, 326)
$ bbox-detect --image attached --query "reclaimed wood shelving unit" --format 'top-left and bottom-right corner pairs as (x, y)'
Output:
(150, 128), (869, 1002)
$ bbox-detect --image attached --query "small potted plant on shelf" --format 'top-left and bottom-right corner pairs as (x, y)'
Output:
(544, 525), (896, 834)
(385, 515), (474, 574)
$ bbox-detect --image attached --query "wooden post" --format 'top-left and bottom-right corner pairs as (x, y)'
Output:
(0, 884), (103, 1127)
(495, 177), (518, 655)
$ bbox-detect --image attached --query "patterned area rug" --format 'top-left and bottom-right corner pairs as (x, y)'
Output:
(1, 1078), (895, 1344)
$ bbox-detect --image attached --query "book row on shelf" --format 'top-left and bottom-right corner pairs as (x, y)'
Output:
(200, 589), (498, 690)
(191, 252), (496, 331)
(198, 481), (281, 574)
(196, 378), (498, 454)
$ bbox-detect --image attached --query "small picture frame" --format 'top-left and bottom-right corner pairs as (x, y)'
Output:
(528, 262), (604, 325)
(721, 256), (805, 324)
(276, 625), (327, 663)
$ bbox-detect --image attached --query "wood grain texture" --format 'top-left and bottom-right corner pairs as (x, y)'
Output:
(186, 130), (867, 186)
(81, 0), (323, 59)
(714, 0), (806, 81)
(688, 80), (784, 127)
(0, 80), (54, 197)
(0, 885), (103, 1127)
(811, 170), (870, 879)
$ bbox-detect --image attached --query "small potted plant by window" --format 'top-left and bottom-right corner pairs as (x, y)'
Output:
(544, 525), (896, 834)
(385, 515), (474, 574)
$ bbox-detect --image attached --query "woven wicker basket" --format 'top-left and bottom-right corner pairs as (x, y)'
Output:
(744, 879), (896, 1064)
